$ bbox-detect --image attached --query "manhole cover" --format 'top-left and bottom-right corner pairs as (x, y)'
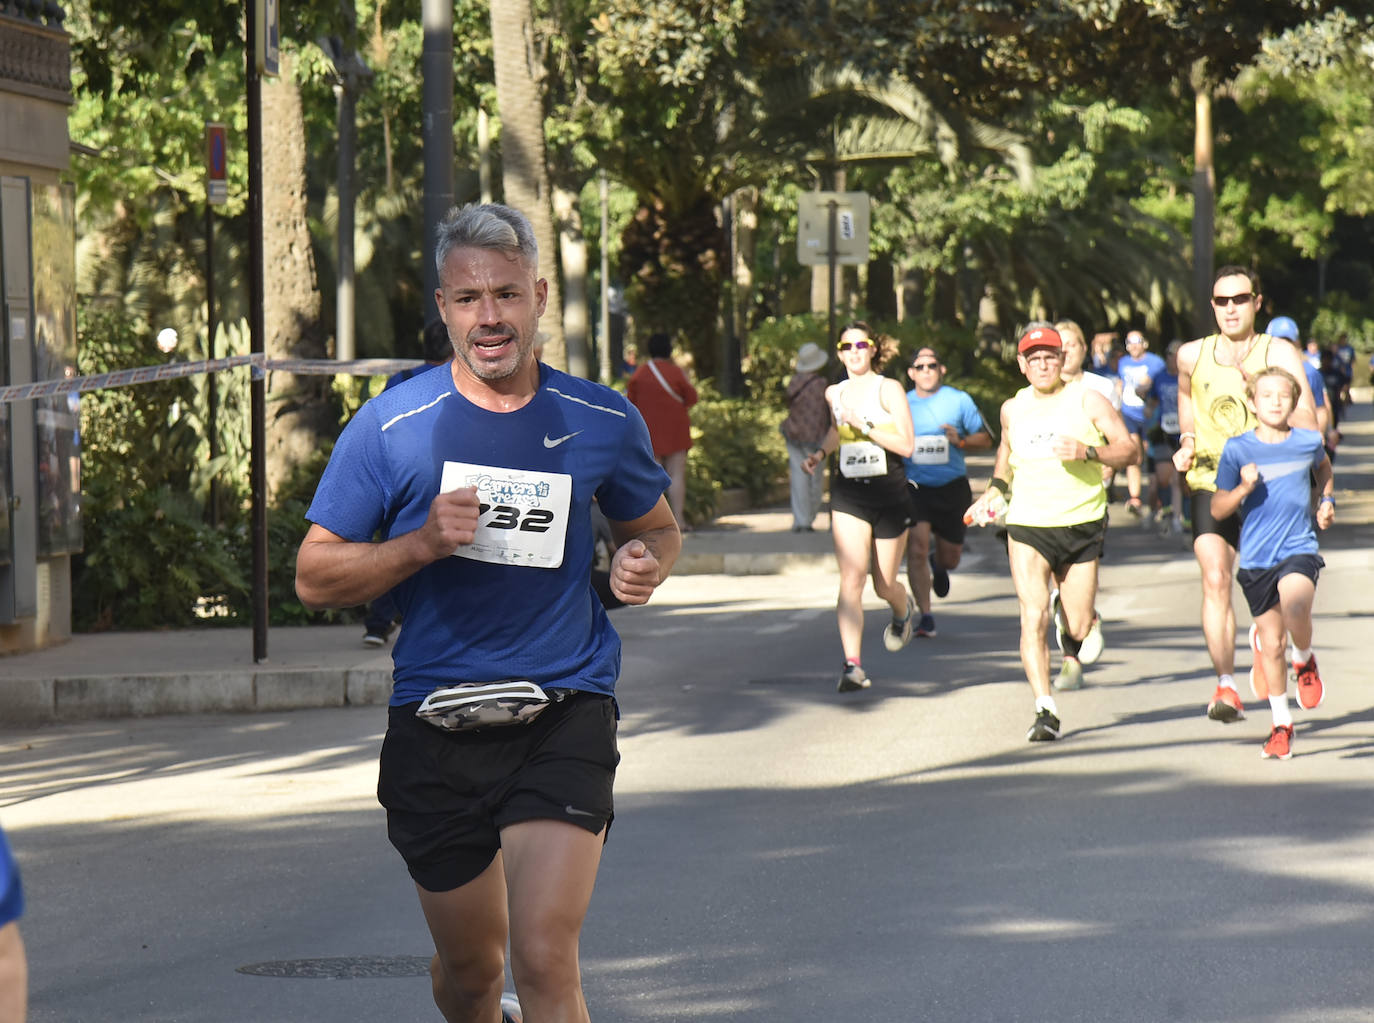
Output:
(237, 955), (432, 979)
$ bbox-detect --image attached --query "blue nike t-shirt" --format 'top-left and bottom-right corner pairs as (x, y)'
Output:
(903, 385), (988, 486)
(0, 827), (22, 929)
(1215, 428), (1326, 571)
(306, 362), (670, 706)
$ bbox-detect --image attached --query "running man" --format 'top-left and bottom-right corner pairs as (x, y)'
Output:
(1117, 329), (1166, 516)
(296, 203), (681, 1023)
(901, 346), (992, 637)
(803, 322), (917, 692)
(1173, 266), (1317, 723)
(1143, 341), (1185, 535)
(965, 323), (1137, 741)
(1210, 367), (1334, 759)
(0, 825), (25, 1023)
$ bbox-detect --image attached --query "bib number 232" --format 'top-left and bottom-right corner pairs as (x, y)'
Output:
(440, 461), (572, 569)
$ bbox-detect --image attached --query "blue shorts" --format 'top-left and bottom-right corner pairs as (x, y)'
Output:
(1237, 553), (1324, 618)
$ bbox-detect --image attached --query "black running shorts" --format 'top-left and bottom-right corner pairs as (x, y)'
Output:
(1006, 517), (1107, 577)
(1237, 553), (1324, 618)
(908, 477), (973, 546)
(378, 690), (619, 892)
(829, 479), (914, 540)
(1190, 490), (1240, 548)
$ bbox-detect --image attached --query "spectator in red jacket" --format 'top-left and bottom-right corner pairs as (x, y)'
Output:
(627, 332), (698, 528)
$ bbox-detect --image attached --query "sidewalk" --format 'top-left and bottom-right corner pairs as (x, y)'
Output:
(3, 389), (1370, 725)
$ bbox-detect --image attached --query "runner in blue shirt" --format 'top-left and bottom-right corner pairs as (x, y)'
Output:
(0, 824), (25, 1023)
(1143, 341), (1184, 534)
(901, 347), (992, 636)
(297, 203), (680, 1023)
(1117, 330), (1167, 516)
(1212, 367), (1334, 761)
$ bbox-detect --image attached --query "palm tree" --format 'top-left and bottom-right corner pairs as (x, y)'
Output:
(489, 0), (570, 370)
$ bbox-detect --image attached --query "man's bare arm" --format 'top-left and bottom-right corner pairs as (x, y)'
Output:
(295, 488), (481, 610)
(607, 496), (682, 605)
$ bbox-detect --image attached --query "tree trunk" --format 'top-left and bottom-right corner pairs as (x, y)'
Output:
(490, 0), (566, 369)
(1191, 60), (1215, 337)
(261, 53), (332, 501)
(553, 184), (590, 377)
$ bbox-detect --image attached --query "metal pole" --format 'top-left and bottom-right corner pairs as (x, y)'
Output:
(335, 76), (357, 361)
(247, 0), (268, 663)
(421, 0), (454, 316)
(598, 170), (611, 384)
(205, 201), (218, 527)
(827, 199), (838, 344)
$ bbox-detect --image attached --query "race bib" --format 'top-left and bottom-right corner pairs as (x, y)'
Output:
(440, 461), (572, 569)
(911, 434), (950, 465)
(1019, 429), (1058, 460)
(1162, 411), (1180, 433)
(839, 441), (886, 478)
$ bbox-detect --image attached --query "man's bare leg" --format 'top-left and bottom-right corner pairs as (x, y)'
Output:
(416, 857), (511, 1023)
(1007, 538), (1054, 700)
(1193, 532), (1238, 677)
(502, 819), (606, 1023)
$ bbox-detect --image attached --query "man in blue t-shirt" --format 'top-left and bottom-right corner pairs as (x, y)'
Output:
(363, 319), (457, 647)
(901, 347), (992, 636)
(297, 203), (680, 1023)
(0, 825), (26, 1023)
(1212, 366), (1334, 762)
(1117, 330), (1167, 516)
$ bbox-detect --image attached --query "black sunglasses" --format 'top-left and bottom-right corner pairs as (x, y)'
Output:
(911, 362), (940, 371)
(1211, 292), (1254, 308)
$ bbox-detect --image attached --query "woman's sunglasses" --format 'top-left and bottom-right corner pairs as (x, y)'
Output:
(837, 339), (873, 352)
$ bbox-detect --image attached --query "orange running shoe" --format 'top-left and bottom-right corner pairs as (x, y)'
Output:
(1261, 724), (1294, 760)
(1293, 654), (1324, 711)
(1206, 685), (1245, 723)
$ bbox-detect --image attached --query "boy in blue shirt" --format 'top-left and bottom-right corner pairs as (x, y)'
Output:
(1211, 367), (1335, 760)
(0, 824), (25, 1023)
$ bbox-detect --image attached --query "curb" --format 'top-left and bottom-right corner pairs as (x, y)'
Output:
(2, 666), (395, 726)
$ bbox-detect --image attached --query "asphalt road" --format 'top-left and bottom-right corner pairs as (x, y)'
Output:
(3, 518), (1373, 1022)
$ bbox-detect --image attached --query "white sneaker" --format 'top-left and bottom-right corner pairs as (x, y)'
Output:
(883, 592), (915, 652)
(1079, 613), (1105, 665)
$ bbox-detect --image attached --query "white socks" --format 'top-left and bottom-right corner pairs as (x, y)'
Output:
(1270, 694), (1293, 728)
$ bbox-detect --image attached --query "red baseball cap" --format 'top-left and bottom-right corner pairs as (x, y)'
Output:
(1017, 325), (1063, 353)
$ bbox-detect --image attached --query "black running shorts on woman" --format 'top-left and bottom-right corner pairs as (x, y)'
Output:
(378, 691), (619, 892)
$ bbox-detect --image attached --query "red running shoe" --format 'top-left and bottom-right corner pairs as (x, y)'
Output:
(1261, 724), (1294, 760)
(1206, 685), (1245, 723)
(1293, 654), (1324, 710)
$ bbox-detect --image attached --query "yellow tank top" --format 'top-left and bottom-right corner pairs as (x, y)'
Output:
(1186, 334), (1272, 492)
(1006, 380), (1106, 527)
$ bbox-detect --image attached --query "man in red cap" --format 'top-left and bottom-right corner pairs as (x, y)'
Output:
(965, 321), (1138, 741)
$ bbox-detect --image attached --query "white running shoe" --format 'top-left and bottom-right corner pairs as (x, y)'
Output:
(883, 592), (915, 652)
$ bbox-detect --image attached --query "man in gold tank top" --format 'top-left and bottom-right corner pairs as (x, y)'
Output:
(964, 323), (1137, 743)
(1173, 266), (1317, 723)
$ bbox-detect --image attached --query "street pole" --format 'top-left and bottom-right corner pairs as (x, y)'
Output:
(598, 170), (611, 384)
(827, 199), (838, 345)
(205, 200), (218, 527)
(421, 0), (453, 318)
(247, 0), (268, 663)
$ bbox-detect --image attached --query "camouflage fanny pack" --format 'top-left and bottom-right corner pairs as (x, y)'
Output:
(415, 680), (551, 732)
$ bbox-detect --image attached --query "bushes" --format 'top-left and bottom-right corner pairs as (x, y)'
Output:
(685, 381), (788, 523)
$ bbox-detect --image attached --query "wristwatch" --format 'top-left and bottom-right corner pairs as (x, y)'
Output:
(1085, 445), (1098, 462)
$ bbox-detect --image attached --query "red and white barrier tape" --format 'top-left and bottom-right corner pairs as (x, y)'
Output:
(0, 355), (426, 405)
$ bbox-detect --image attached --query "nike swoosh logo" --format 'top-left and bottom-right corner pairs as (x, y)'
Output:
(544, 431), (582, 448)
(564, 805), (598, 818)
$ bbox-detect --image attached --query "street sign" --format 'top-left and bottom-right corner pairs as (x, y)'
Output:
(797, 191), (871, 266)
(205, 122), (228, 205)
(256, 0), (280, 77)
